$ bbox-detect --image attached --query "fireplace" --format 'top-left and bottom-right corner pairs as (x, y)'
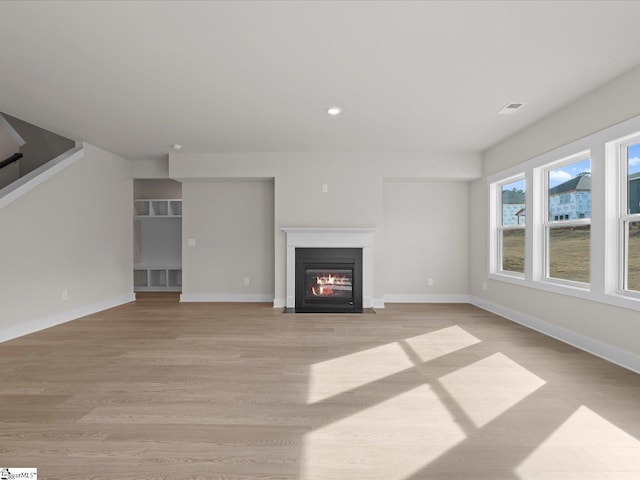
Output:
(281, 227), (376, 310)
(295, 248), (362, 313)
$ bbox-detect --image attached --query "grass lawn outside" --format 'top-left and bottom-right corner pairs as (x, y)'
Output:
(502, 224), (640, 290)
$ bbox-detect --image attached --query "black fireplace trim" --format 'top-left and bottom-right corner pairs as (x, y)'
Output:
(295, 247), (363, 313)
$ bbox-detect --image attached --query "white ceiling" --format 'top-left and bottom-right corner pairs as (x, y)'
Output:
(1, 0), (640, 161)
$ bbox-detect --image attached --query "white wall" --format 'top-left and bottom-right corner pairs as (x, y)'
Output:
(383, 179), (468, 301)
(0, 143), (133, 341)
(170, 152), (481, 305)
(181, 179), (275, 301)
(133, 178), (181, 199)
(131, 158), (170, 179)
(470, 64), (640, 366)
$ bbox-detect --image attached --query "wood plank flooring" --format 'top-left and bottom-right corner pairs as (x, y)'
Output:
(1, 300), (640, 479)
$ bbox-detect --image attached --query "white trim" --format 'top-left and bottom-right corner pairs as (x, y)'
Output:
(272, 297), (286, 308)
(0, 146), (84, 211)
(540, 151), (592, 284)
(0, 294), (135, 344)
(372, 298), (385, 309)
(181, 293), (274, 303)
(611, 133), (640, 294)
(0, 113), (26, 146)
(490, 174), (527, 277)
(470, 296), (640, 375)
(384, 294), (470, 303)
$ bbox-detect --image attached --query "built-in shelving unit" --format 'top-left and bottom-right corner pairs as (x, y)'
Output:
(134, 199), (182, 217)
(133, 197), (182, 292)
(134, 267), (182, 291)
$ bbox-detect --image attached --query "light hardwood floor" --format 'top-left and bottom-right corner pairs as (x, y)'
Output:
(1, 299), (639, 479)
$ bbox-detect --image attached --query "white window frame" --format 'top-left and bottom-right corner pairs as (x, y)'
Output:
(489, 172), (529, 281)
(495, 175), (526, 278)
(540, 151), (592, 288)
(614, 134), (640, 299)
(488, 112), (640, 313)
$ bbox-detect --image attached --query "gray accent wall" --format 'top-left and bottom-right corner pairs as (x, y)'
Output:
(182, 179), (275, 299)
(382, 179), (469, 299)
(170, 152), (481, 305)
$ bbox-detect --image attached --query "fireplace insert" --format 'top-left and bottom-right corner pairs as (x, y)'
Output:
(295, 247), (362, 313)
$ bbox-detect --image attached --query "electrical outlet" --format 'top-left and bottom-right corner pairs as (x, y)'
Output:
(244, 277), (250, 286)
(427, 278), (433, 287)
(321, 184), (328, 193)
(62, 289), (68, 300)
(187, 238), (196, 247)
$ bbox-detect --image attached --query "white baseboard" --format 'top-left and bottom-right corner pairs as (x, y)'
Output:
(372, 298), (386, 309)
(384, 294), (470, 304)
(180, 293), (274, 303)
(0, 293), (135, 344)
(470, 296), (640, 375)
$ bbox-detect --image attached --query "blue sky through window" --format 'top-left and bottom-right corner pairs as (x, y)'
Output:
(629, 143), (640, 175)
(502, 179), (525, 193)
(549, 158), (591, 188)
(504, 145), (637, 194)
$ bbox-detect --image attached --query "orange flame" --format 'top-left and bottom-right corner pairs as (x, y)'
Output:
(310, 273), (348, 296)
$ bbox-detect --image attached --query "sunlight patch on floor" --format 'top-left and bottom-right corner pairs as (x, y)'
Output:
(307, 342), (414, 404)
(404, 325), (481, 363)
(439, 352), (546, 428)
(303, 384), (466, 480)
(308, 326), (481, 404)
(516, 405), (640, 479)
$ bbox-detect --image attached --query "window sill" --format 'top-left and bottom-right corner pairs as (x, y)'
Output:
(488, 273), (640, 313)
(489, 271), (592, 300)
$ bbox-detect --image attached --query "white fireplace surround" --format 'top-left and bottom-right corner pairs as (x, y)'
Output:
(281, 227), (376, 309)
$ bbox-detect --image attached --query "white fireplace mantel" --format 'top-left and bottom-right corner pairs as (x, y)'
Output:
(281, 227), (376, 309)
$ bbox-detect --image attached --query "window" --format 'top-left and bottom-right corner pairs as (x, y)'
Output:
(544, 154), (591, 284)
(488, 112), (640, 312)
(498, 178), (526, 274)
(619, 138), (640, 294)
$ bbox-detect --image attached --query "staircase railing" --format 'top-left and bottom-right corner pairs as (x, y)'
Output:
(0, 153), (23, 170)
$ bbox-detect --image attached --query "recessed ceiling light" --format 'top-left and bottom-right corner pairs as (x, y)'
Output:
(327, 106), (342, 116)
(497, 102), (526, 115)
(171, 144), (182, 151)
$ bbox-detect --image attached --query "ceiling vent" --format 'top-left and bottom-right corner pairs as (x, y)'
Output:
(498, 102), (526, 115)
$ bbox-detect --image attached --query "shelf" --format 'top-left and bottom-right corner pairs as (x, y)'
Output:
(134, 267), (182, 292)
(168, 269), (182, 287)
(170, 201), (182, 216)
(133, 199), (182, 217)
(151, 201), (168, 216)
(149, 269), (167, 287)
(134, 201), (150, 216)
(133, 197), (182, 292)
(133, 269), (148, 288)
